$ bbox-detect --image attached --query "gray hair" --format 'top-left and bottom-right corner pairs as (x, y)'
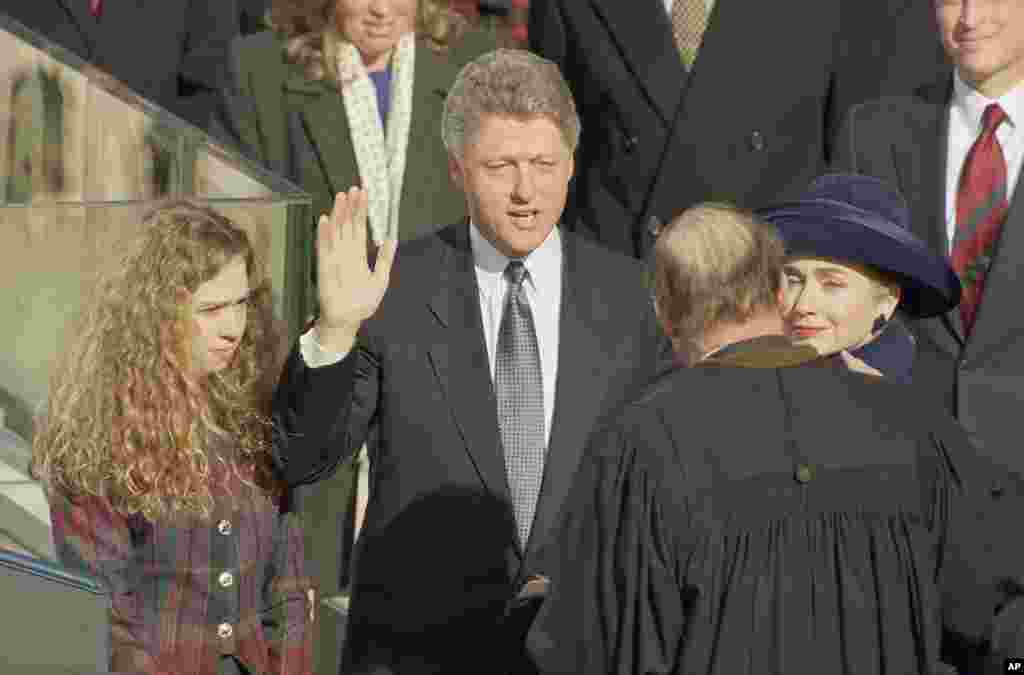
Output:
(648, 203), (786, 364)
(442, 49), (581, 156)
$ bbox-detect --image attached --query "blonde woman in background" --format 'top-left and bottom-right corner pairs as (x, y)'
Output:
(219, 0), (495, 245)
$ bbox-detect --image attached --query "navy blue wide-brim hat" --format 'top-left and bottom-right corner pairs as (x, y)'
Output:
(756, 173), (961, 318)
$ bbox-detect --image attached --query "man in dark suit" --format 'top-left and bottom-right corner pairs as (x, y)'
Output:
(528, 0), (950, 259)
(833, 1), (1023, 468)
(273, 49), (667, 674)
(2, 0), (238, 130)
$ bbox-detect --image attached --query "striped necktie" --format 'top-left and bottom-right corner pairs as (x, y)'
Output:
(89, 0), (103, 18)
(952, 103), (1009, 337)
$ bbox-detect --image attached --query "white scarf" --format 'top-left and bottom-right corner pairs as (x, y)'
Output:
(336, 33), (416, 244)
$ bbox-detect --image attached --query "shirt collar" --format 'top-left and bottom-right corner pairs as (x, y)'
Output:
(952, 70), (1024, 135)
(469, 222), (562, 298)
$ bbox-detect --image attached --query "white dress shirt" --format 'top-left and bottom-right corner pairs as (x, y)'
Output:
(299, 223), (563, 445)
(944, 72), (1024, 252)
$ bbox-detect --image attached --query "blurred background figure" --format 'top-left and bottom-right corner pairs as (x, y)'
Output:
(758, 173), (962, 382)
(4, 64), (67, 203)
(219, 0), (494, 244)
(3, 1), (238, 132)
(450, 1), (529, 47)
(528, 0), (950, 259)
(31, 202), (313, 675)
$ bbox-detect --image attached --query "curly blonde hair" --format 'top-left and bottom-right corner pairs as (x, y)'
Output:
(270, 0), (469, 84)
(31, 201), (287, 523)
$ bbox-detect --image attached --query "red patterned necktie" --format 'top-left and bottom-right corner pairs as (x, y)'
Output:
(89, 0), (103, 18)
(952, 103), (1009, 337)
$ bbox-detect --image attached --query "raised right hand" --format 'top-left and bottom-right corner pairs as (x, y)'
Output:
(315, 188), (398, 340)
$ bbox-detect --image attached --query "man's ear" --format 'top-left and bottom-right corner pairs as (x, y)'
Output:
(448, 154), (464, 191)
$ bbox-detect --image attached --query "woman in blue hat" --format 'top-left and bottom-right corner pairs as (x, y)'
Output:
(757, 173), (962, 383)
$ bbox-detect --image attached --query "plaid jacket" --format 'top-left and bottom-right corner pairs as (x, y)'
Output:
(49, 469), (314, 675)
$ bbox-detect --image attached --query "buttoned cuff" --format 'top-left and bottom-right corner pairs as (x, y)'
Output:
(299, 328), (348, 368)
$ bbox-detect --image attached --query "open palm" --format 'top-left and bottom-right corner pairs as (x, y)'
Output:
(316, 188), (398, 332)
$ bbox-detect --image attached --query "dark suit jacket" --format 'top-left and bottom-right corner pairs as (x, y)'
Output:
(833, 79), (1024, 473)
(834, 81), (1024, 670)
(2, 0), (237, 130)
(529, 0), (950, 258)
(273, 224), (668, 674)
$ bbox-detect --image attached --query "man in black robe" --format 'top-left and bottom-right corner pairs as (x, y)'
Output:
(527, 203), (1024, 674)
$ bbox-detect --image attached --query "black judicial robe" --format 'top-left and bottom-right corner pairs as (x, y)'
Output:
(528, 338), (1024, 675)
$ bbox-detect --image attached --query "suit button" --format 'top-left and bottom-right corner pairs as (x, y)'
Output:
(217, 519), (232, 536)
(218, 571), (235, 588)
(795, 464), (814, 483)
(217, 623), (233, 639)
(624, 135), (639, 153)
(749, 130), (765, 151)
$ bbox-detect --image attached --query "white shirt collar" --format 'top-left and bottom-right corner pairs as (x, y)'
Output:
(469, 223), (562, 298)
(951, 70), (1024, 136)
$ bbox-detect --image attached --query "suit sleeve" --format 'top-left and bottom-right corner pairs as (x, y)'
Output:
(272, 331), (381, 487)
(928, 415), (1024, 673)
(528, 420), (687, 674)
(48, 492), (154, 674)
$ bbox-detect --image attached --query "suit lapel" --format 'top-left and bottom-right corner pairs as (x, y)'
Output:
(425, 227), (511, 505)
(525, 233), (608, 560)
(285, 72), (359, 197)
(590, 0), (688, 125)
(897, 81), (965, 352)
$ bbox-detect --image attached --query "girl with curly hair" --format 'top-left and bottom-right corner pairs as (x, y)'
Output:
(32, 201), (314, 675)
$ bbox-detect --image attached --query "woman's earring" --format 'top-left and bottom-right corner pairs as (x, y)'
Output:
(871, 314), (888, 334)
